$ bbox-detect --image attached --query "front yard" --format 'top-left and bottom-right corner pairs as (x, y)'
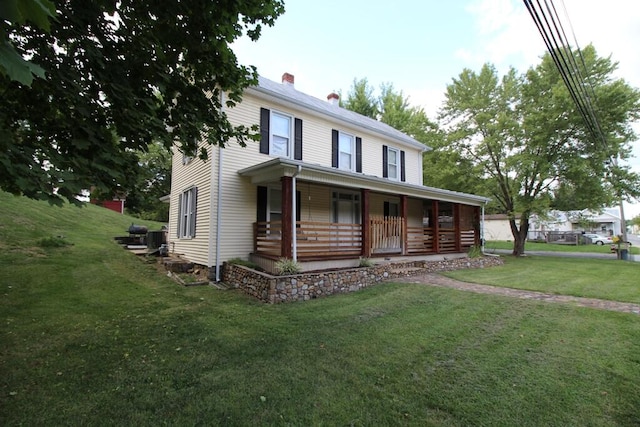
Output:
(1, 192), (639, 425)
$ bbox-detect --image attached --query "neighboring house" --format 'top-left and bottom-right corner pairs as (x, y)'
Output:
(531, 209), (622, 237)
(90, 195), (125, 214)
(482, 214), (518, 241)
(484, 209), (623, 242)
(168, 73), (490, 279)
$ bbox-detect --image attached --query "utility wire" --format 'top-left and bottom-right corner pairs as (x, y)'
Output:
(522, 0), (607, 149)
(523, 0), (628, 242)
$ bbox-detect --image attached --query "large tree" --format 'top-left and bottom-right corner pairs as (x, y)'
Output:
(441, 45), (640, 255)
(1, 0), (284, 204)
(341, 78), (484, 195)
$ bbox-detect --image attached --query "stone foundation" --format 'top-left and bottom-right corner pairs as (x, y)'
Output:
(221, 256), (504, 304)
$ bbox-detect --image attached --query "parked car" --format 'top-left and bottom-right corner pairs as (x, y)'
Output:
(582, 233), (613, 245)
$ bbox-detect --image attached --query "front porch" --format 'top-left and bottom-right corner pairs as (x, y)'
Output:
(254, 212), (478, 261)
(240, 158), (487, 273)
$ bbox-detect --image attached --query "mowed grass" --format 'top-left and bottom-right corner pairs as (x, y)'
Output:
(1, 192), (640, 426)
(445, 255), (640, 304)
(487, 239), (640, 255)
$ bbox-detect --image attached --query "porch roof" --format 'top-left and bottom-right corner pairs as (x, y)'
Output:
(238, 158), (490, 207)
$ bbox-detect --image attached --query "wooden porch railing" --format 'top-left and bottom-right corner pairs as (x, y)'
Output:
(255, 221), (477, 258)
(296, 221), (362, 258)
(254, 220), (361, 258)
(370, 215), (404, 254)
(407, 227), (477, 254)
(254, 221), (283, 257)
(407, 226), (435, 253)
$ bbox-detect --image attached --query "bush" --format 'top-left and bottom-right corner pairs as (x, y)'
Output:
(274, 258), (302, 275)
(358, 257), (374, 267)
(467, 245), (483, 258)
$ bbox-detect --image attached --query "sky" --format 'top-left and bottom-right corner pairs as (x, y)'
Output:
(232, 0), (640, 218)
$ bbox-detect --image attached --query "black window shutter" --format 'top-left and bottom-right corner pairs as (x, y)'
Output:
(177, 193), (182, 237)
(382, 145), (388, 178)
(294, 118), (303, 160)
(260, 108), (270, 154)
(190, 187), (198, 237)
(331, 129), (339, 168)
(355, 137), (362, 173)
(296, 191), (301, 223)
(384, 201), (390, 218)
(400, 150), (406, 182)
(257, 186), (267, 222)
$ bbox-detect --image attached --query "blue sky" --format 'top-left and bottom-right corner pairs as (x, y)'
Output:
(233, 0), (640, 218)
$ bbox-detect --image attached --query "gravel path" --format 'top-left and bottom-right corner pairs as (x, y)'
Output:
(394, 273), (640, 315)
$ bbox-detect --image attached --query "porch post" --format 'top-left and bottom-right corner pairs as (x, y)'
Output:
(433, 200), (440, 253)
(474, 206), (481, 247)
(361, 189), (371, 257)
(281, 176), (293, 259)
(454, 203), (461, 252)
(400, 195), (408, 255)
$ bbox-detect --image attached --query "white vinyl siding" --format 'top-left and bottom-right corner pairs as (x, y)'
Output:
(168, 89), (427, 268)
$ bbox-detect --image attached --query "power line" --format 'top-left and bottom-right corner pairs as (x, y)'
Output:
(522, 0), (607, 151)
(523, 0), (628, 242)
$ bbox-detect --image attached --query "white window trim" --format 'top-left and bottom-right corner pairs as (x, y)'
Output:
(387, 146), (400, 181)
(338, 131), (355, 171)
(270, 110), (293, 159)
(387, 201), (400, 217)
(331, 189), (361, 224)
(178, 187), (196, 239)
(266, 186), (282, 222)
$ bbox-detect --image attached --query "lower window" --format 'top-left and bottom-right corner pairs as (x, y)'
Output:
(177, 187), (197, 238)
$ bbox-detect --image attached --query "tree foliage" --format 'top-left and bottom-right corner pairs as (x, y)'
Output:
(0, 0), (284, 204)
(340, 78), (378, 119)
(341, 77), (493, 197)
(342, 79), (438, 140)
(440, 45), (640, 255)
(0, 0), (56, 86)
(120, 141), (172, 222)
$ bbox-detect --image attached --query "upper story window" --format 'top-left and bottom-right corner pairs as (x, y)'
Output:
(339, 132), (354, 170)
(382, 145), (406, 182)
(332, 129), (362, 172)
(387, 147), (399, 180)
(270, 112), (291, 157)
(260, 108), (303, 160)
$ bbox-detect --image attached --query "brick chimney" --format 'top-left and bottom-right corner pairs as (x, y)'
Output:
(327, 92), (340, 106)
(282, 72), (294, 86)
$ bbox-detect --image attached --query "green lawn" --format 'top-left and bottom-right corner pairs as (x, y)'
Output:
(487, 239), (640, 255)
(2, 192), (640, 426)
(444, 255), (640, 304)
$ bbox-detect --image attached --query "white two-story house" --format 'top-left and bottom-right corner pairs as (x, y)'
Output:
(168, 73), (489, 279)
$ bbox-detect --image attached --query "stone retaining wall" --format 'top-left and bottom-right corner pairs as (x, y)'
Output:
(222, 256), (504, 304)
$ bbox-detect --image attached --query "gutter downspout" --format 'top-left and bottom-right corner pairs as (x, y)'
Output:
(214, 92), (225, 282)
(292, 165), (302, 262)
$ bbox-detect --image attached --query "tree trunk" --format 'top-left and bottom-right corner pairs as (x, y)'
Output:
(509, 215), (530, 256)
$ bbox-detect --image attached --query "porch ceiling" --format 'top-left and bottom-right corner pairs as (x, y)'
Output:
(238, 158), (490, 206)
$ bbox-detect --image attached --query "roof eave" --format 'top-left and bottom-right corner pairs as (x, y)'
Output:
(239, 158), (489, 206)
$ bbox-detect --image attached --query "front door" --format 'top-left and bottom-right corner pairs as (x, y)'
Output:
(332, 191), (361, 248)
